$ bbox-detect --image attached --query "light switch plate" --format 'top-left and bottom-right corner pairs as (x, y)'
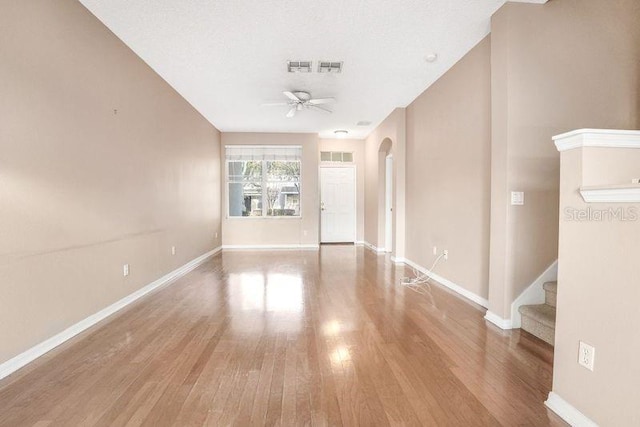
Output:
(511, 191), (525, 206)
(123, 264), (130, 277)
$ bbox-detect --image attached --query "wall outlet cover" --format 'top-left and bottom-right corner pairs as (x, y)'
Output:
(578, 341), (595, 371)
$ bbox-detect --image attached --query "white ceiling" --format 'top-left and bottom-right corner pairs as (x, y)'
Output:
(78, 0), (540, 139)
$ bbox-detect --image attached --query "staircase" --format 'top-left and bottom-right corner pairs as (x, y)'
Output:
(518, 281), (557, 345)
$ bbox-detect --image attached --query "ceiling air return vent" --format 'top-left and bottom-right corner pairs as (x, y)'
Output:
(318, 61), (343, 73)
(287, 61), (313, 73)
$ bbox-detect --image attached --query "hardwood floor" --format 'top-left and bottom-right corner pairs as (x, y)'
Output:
(0, 246), (565, 426)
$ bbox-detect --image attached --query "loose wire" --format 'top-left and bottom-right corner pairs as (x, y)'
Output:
(400, 253), (444, 294)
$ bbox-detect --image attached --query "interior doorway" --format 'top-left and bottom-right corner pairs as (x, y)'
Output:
(320, 166), (356, 243)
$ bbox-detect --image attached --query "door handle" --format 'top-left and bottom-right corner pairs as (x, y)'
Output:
(321, 202), (325, 211)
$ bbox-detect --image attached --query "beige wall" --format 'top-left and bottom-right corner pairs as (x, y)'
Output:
(221, 133), (319, 247)
(364, 109), (406, 256)
(487, 0), (640, 318)
(0, 1), (221, 365)
(405, 36), (492, 299)
(319, 139), (366, 242)
(554, 144), (640, 425)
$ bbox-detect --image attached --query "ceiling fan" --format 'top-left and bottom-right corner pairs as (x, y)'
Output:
(262, 91), (334, 118)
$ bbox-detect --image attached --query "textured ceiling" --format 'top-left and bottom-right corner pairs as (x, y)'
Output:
(78, 0), (543, 139)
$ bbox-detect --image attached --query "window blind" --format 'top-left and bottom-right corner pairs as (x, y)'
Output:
(225, 145), (302, 161)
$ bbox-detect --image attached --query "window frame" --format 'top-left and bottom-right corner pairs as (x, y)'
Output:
(226, 157), (302, 219)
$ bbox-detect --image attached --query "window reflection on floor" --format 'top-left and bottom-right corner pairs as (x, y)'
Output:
(228, 273), (265, 311)
(228, 272), (303, 313)
(265, 273), (303, 312)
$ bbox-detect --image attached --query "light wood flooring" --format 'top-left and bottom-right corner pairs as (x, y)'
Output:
(0, 246), (565, 426)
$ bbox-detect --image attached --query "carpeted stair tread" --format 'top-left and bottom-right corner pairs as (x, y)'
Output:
(519, 304), (556, 328)
(543, 281), (557, 307)
(543, 281), (557, 293)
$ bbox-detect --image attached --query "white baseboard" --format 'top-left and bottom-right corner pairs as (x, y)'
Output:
(221, 244), (319, 250)
(510, 260), (558, 328)
(361, 241), (386, 254)
(0, 246), (222, 382)
(545, 392), (598, 427)
(484, 311), (513, 330)
(401, 258), (489, 308)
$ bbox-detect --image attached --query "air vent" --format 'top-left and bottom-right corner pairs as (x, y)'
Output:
(287, 61), (313, 73)
(318, 61), (343, 73)
(321, 151), (354, 163)
(356, 121), (371, 126)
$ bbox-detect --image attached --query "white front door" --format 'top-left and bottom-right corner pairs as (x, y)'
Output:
(320, 167), (356, 243)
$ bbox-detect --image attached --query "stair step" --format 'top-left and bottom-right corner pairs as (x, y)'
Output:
(543, 281), (557, 293)
(543, 281), (557, 308)
(519, 304), (556, 345)
(519, 304), (556, 328)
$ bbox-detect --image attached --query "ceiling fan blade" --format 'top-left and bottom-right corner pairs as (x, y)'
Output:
(308, 104), (332, 114)
(286, 107), (297, 118)
(283, 91), (300, 102)
(261, 102), (290, 107)
(308, 98), (335, 105)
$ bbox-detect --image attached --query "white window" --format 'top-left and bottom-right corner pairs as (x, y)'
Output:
(226, 145), (302, 218)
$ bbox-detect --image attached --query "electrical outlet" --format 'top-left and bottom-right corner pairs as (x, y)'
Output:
(443, 250), (449, 261)
(433, 246), (437, 255)
(171, 246), (176, 255)
(123, 264), (130, 277)
(632, 178), (640, 184)
(578, 341), (595, 371)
